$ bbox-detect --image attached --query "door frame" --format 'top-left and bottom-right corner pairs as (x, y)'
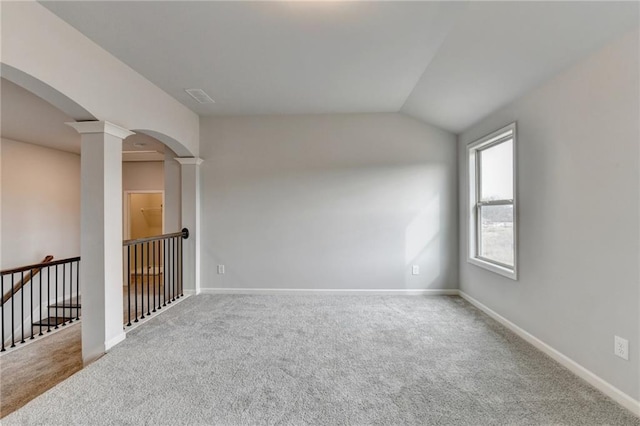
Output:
(123, 190), (165, 240)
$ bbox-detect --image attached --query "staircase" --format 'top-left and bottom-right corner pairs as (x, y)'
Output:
(31, 297), (81, 334)
(2, 228), (187, 351)
(1, 256), (81, 351)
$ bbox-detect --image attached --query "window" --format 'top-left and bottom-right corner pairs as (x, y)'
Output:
(467, 123), (517, 279)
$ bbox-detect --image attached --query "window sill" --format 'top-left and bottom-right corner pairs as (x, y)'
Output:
(468, 257), (518, 280)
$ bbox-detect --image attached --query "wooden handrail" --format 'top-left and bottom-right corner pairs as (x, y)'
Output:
(0, 256), (80, 275)
(123, 228), (189, 246)
(1, 255), (54, 306)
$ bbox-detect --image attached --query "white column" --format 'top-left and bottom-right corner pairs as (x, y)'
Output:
(175, 157), (203, 295)
(66, 121), (134, 364)
(164, 150), (182, 233)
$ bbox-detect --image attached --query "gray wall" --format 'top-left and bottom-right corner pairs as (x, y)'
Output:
(200, 113), (458, 290)
(458, 30), (639, 400)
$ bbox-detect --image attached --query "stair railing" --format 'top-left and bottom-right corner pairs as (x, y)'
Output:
(1, 256), (81, 351)
(123, 228), (188, 327)
(1, 255), (53, 306)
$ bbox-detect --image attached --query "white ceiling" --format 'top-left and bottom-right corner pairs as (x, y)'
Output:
(1, 78), (80, 153)
(37, 1), (640, 133)
(401, 1), (640, 132)
(41, 1), (462, 117)
(1, 78), (166, 161)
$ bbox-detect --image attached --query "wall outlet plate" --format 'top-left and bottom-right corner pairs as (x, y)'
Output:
(412, 265), (420, 275)
(614, 336), (629, 360)
(217, 265), (225, 275)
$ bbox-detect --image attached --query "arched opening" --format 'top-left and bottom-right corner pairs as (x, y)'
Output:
(133, 129), (192, 158)
(1, 64), (96, 122)
(124, 131), (184, 236)
(121, 132), (184, 324)
(0, 68), (191, 413)
(0, 76), (85, 413)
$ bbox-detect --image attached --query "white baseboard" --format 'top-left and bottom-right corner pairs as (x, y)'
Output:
(199, 288), (459, 296)
(104, 332), (126, 351)
(459, 291), (640, 417)
(175, 287), (640, 415)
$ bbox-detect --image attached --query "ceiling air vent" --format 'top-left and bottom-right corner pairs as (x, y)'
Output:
(185, 88), (215, 104)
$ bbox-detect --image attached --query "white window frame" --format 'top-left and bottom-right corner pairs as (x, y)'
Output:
(467, 122), (518, 280)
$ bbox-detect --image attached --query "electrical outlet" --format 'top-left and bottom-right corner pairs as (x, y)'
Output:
(217, 265), (225, 275)
(614, 336), (629, 360)
(412, 265), (420, 275)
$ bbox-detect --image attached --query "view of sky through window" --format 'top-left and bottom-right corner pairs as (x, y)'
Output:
(480, 139), (513, 201)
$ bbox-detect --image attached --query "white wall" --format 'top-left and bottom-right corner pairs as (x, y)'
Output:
(0, 153), (164, 266)
(122, 161), (164, 240)
(458, 30), (639, 401)
(164, 150), (182, 233)
(1, 138), (81, 344)
(200, 113), (458, 290)
(122, 161), (163, 192)
(0, 136), (2, 278)
(1, 138), (80, 268)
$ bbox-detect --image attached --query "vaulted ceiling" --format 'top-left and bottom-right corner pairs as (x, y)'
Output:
(39, 1), (640, 133)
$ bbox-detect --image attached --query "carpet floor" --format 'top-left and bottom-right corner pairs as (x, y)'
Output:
(3, 294), (638, 425)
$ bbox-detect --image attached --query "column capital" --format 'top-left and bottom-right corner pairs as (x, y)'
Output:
(65, 121), (134, 139)
(175, 157), (204, 166)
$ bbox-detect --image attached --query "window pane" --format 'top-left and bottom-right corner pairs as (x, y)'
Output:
(480, 139), (513, 201)
(479, 204), (514, 266)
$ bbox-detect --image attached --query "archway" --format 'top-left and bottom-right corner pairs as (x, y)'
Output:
(0, 60), (198, 365)
(1, 63), (96, 122)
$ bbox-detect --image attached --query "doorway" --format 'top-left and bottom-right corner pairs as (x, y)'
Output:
(124, 191), (164, 240)
(124, 191), (164, 287)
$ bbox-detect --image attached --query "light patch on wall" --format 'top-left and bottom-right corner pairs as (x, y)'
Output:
(414, 235), (441, 289)
(405, 194), (440, 266)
